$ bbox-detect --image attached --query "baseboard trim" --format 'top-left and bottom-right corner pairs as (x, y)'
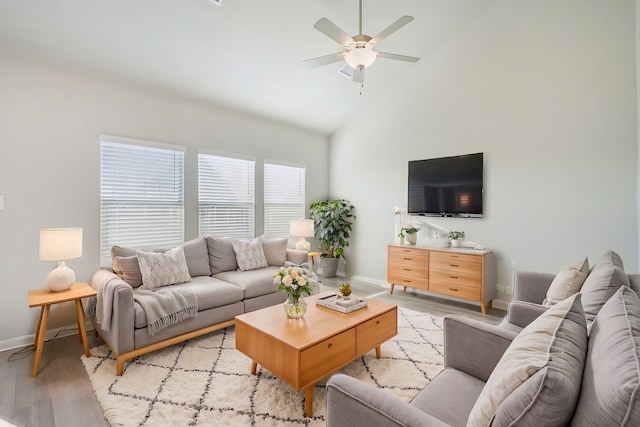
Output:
(0, 322), (92, 353)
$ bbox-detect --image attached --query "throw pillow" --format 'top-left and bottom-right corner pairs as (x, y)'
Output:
(580, 265), (630, 323)
(543, 257), (589, 307)
(467, 293), (587, 427)
(137, 246), (192, 290)
(114, 255), (143, 288)
(206, 237), (238, 275)
(261, 237), (288, 266)
(572, 286), (640, 426)
(182, 237), (212, 277)
(231, 238), (269, 271)
(111, 245), (139, 274)
(591, 249), (624, 271)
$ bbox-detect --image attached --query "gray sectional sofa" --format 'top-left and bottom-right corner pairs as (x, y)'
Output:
(326, 250), (640, 426)
(88, 236), (308, 375)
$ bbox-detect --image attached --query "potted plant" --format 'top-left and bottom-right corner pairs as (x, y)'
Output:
(338, 282), (352, 300)
(448, 230), (465, 248)
(402, 225), (421, 245)
(309, 199), (356, 278)
(397, 229), (406, 245)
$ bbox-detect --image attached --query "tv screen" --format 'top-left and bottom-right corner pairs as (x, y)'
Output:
(408, 152), (483, 217)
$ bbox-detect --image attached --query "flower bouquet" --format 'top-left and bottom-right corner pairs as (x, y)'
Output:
(273, 264), (318, 318)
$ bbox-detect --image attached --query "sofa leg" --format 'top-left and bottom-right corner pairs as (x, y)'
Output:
(116, 357), (126, 376)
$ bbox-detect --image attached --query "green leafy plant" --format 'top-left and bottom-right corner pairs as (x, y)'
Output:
(402, 226), (421, 234)
(338, 282), (352, 297)
(309, 199), (356, 259)
(448, 231), (465, 240)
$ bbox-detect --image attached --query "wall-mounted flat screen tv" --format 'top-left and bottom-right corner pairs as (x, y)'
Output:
(408, 152), (483, 217)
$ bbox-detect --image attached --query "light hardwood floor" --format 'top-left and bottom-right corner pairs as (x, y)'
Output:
(0, 276), (505, 427)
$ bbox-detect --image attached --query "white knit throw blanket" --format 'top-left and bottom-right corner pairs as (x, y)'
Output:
(133, 287), (198, 336)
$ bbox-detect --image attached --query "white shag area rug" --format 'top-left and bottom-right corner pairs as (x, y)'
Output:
(82, 308), (444, 426)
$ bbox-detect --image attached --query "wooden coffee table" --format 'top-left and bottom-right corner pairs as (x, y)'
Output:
(235, 292), (397, 417)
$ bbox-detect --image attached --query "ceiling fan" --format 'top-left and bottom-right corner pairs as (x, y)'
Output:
(303, 0), (420, 84)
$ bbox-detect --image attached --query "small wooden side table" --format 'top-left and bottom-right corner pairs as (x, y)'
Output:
(28, 282), (97, 377)
(308, 251), (322, 272)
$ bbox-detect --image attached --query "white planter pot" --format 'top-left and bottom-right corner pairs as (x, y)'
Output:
(451, 239), (462, 248)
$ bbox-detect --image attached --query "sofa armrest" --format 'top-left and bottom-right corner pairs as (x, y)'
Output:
(443, 315), (517, 383)
(512, 271), (555, 304)
(506, 300), (548, 328)
(286, 248), (309, 265)
(89, 269), (135, 355)
(326, 374), (449, 427)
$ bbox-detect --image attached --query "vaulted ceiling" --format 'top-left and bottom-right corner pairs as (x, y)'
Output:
(0, 0), (497, 135)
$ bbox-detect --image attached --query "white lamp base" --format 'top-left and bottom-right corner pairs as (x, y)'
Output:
(46, 261), (76, 292)
(295, 237), (311, 252)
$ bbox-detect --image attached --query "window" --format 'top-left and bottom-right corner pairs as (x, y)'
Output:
(99, 136), (185, 266)
(264, 162), (306, 238)
(198, 152), (255, 238)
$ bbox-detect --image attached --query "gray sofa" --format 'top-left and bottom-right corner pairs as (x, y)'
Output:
(326, 250), (640, 426)
(88, 236), (308, 375)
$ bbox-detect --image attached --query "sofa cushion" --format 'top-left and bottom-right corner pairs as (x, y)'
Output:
(182, 237), (212, 277)
(232, 238), (269, 271)
(467, 293), (586, 427)
(206, 237), (238, 274)
(543, 257), (589, 307)
(137, 246), (192, 290)
(580, 265), (630, 323)
(572, 286), (640, 426)
(261, 237), (288, 266)
(591, 249), (624, 270)
(411, 368), (485, 427)
(134, 276), (244, 328)
(214, 266), (280, 299)
(113, 255), (143, 288)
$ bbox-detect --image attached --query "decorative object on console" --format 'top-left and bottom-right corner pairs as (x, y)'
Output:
(273, 265), (318, 318)
(394, 206), (404, 244)
(39, 227), (83, 292)
(309, 199), (355, 278)
(403, 225), (421, 245)
(448, 230), (465, 248)
(289, 219), (314, 252)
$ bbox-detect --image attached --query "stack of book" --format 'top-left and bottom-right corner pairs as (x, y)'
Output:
(316, 295), (368, 313)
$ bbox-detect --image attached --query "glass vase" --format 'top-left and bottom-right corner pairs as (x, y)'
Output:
(283, 294), (307, 319)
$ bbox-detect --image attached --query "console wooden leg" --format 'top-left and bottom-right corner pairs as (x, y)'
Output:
(375, 345), (381, 359)
(250, 360), (258, 375)
(480, 302), (487, 316)
(389, 284), (395, 295)
(304, 387), (314, 417)
(487, 300), (493, 309)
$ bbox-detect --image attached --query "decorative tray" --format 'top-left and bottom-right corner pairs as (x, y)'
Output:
(316, 294), (368, 313)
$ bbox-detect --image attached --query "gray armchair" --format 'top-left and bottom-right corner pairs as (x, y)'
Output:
(326, 316), (517, 427)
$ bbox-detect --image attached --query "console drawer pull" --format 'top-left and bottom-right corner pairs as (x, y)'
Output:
(376, 320), (380, 325)
(403, 268), (412, 271)
(403, 280), (411, 283)
(450, 264), (459, 267)
(449, 288), (459, 292)
(449, 276), (459, 279)
(403, 257), (412, 260)
(328, 343), (333, 349)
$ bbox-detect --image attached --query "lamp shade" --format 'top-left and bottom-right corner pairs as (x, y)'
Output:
(290, 219), (314, 237)
(39, 228), (83, 261)
(345, 47), (377, 69)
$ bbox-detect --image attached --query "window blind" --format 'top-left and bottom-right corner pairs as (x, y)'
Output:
(99, 137), (185, 267)
(264, 162), (306, 238)
(198, 152), (255, 239)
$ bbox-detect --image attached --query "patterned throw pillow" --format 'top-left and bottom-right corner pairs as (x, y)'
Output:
(137, 246), (192, 290)
(231, 238), (269, 271)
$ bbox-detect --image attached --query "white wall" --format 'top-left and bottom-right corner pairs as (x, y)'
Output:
(0, 53), (329, 343)
(330, 0), (638, 305)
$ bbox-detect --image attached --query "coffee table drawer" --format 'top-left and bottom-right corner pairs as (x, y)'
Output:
(356, 308), (398, 354)
(300, 328), (355, 385)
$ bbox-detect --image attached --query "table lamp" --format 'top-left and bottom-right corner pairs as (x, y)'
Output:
(290, 219), (314, 252)
(39, 227), (83, 292)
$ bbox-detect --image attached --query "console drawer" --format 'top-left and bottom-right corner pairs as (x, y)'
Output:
(387, 272), (429, 289)
(300, 328), (355, 385)
(356, 308), (398, 354)
(388, 250), (429, 266)
(430, 259), (481, 281)
(429, 281), (480, 300)
(430, 251), (481, 264)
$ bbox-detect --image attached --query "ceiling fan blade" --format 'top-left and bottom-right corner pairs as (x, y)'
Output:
(352, 67), (365, 83)
(370, 16), (414, 45)
(377, 52), (420, 63)
(314, 17), (354, 47)
(302, 52), (345, 68)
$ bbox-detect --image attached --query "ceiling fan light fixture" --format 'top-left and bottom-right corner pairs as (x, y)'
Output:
(345, 46), (377, 70)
